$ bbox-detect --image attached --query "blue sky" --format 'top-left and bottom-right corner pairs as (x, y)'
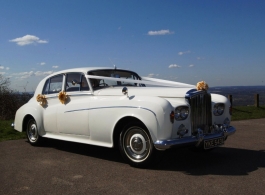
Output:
(1, 0), (265, 91)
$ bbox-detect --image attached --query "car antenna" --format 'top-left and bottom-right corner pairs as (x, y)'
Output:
(109, 58), (117, 69)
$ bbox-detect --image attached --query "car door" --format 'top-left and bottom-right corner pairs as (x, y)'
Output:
(56, 73), (91, 137)
(42, 74), (64, 133)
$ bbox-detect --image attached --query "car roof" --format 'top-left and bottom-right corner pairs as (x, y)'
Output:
(44, 67), (136, 79)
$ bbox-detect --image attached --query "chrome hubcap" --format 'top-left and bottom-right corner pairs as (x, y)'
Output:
(131, 137), (143, 151)
(130, 134), (146, 154)
(28, 121), (38, 142)
(123, 127), (151, 162)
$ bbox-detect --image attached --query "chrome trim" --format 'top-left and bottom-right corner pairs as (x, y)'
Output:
(64, 106), (156, 116)
(186, 90), (212, 135)
(64, 92), (92, 96)
(185, 89), (204, 98)
(154, 126), (236, 150)
(43, 92), (92, 98)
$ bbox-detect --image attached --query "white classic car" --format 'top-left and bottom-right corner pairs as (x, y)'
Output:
(13, 67), (236, 167)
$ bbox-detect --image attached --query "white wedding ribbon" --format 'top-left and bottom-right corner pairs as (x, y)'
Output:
(85, 75), (195, 88)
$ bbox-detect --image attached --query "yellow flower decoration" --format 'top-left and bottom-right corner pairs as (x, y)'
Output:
(36, 94), (47, 106)
(196, 81), (209, 91)
(58, 91), (68, 104)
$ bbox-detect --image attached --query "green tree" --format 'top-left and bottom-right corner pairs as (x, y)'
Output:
(0, 74), (32, 120)
(0, 74), (10, 92)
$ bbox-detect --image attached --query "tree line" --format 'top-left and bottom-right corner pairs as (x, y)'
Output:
(0, 74), (32, 120)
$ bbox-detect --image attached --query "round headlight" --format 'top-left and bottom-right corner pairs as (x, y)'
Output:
(175, 106), (189, 120)
(214, 103), (225, 116)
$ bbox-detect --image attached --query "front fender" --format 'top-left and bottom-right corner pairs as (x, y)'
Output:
(211, 94), (231, 124)
(88, 96), (174, 146)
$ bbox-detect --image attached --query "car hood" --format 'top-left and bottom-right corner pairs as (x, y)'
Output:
(94, 87), (195, 98)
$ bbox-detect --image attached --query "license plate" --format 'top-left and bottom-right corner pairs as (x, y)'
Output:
(204, 137), (224, 149)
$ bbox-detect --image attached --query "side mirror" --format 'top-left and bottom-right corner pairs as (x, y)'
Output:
(122, 87), (128, 95)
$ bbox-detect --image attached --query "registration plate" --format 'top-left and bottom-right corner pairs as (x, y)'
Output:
(204, 137), (225, 149)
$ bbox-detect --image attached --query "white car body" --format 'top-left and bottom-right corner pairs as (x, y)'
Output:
(14, 67), (236, 167)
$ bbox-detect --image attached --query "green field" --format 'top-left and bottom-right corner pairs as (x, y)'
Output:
(0, 120), (26, 142)
(231, 106), (265, 121)
(1, 106), (265, 142)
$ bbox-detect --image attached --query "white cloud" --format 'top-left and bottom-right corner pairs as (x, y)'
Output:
(9, 35), (48, 46)
(15, 71), (34, 79)
(13, 70), (53, 79)
(40, 62), (46, 66)
(0, 72), (6, 75)
(52, 66), (59, 69)
(35, 71), (53, 76)
(197, 57), (205, 60)
(169, 64), (181, 68)
(189, 64), (194, 67)
(178, 51), (191, 55)
(148, 73), (155, 77)
(147, 73), (159, 78)
(0, 66), (10, 70)
(16, 71), (34, 76)
(147, 29), (174, 36)
(169, 76), (178, 80)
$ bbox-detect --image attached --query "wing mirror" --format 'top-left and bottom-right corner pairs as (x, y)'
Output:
(122, 87), (128, 95)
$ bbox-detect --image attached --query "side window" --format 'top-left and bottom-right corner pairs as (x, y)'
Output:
(49, 75), (63, 94)
(42, 74), (63, 94)
(66, 73), (81, 92)
(80, 75), (89, 91)
(42, 79), (50, 94)
(88, 70), (143, 88)
(66, 73), (89, 92)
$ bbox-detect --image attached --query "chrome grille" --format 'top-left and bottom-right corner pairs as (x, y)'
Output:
(186, 90), (212, 135)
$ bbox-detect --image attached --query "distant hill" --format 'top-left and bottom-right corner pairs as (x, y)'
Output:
(209, 86), (265, 106)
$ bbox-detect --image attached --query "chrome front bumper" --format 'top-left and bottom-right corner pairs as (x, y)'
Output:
(154, 126), (236, 150)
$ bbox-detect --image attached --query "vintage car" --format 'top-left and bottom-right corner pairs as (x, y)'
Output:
(13, 67), (236, 167)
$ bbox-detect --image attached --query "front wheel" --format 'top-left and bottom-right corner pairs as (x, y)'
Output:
(119, 123), (156, 167)
(26, 119), (42, 146)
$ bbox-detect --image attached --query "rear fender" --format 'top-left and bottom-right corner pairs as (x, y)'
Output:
(15, 103), (44, 135)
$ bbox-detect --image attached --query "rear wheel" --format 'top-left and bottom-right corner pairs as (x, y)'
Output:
(26, 119), (42, 146)
(119, 123), (156, 167)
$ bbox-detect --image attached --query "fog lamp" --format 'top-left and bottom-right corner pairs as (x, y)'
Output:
(177, 124), (188, 137)
(223, 118), (230, 127)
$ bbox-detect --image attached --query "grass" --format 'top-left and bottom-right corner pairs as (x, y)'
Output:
(0, 120), (26, 142)
(0, 105), (265, 142)
(231, 105), (265, 121)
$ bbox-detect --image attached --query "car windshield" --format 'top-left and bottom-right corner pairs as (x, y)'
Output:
(88, 69), (144, 89)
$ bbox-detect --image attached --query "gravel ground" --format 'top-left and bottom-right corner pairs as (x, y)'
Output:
(0, 118), (264, 195)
